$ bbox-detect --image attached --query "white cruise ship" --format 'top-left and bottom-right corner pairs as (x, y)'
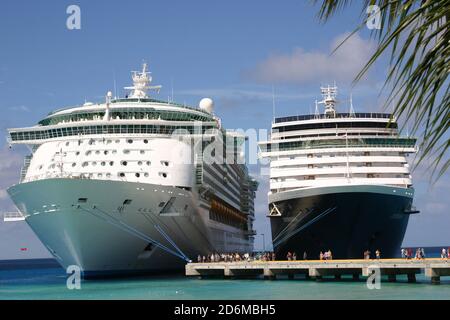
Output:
(258, 86), (418, 259)
(6, 63), (258, 277)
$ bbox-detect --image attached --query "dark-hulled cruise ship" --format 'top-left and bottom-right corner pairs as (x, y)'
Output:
(258, 86), (418, 259)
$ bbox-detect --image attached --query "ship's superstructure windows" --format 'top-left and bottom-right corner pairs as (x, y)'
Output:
(9, 124), (217, 142)
(259, 86), (417, 193)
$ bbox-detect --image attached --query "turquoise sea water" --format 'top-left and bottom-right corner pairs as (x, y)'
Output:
(0, 266), (449, 300)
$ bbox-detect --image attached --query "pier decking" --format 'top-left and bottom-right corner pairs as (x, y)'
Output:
(186, 259), (450, 284)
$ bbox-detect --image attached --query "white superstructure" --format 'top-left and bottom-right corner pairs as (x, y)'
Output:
(259, 86), (416, 196)
(6, 63), (257, 277)
(258, 86), (418, 259)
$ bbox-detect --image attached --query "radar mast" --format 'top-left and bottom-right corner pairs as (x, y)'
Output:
(318, 85), (338, 118)
(124, 62), (162, 99)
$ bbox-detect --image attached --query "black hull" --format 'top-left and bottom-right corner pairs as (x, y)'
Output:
(270, 187), (413, 260)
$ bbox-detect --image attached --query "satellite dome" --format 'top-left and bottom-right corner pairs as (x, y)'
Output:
(199, 98), (214, 113)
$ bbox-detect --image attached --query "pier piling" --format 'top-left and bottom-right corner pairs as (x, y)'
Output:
(186, 259), (449, 284)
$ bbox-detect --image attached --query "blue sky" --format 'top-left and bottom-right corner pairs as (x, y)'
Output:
(0, 0), (448, 259)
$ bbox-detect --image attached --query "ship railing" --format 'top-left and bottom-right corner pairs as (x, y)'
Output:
(22, 172), (101, 183)
(3, 212), (26, 222)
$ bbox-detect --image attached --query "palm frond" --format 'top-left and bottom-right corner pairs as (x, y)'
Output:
(313, 0), (450, 182)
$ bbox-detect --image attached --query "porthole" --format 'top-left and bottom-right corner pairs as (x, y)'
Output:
(106, 173), (111, 178)
(138, 161), (143, 165)
(159, 172), (168, 178)
(107, 140), (112, 144)
(135, 173), (140, 178)
(92, 162), (97, 166)
(72, 163), (76, 167)
(104, 150), (109, 155)
(98, 173), (103, 178)
(162, 161), (169, 167)
(140, 150), (145, 154)
(119, 172), (125, 177)
(121, 161), (128, 166)
(101, 162), (106, 166)
(144, 173), (149, 177)
(75, 151), (80, 156)
(146, 161), (151, 166)
(123, 150), (130, 154)
(144, 139), (148, 144)
(65, 142), (70, 146)
(109, 161), (114, 166)
(127, 139), (133, 144)
(82, 162), (88, 167)
(112, 150), (117, 154)
(115, 140), (120, 144)
(95, 150), (100, 155)
(86, 151), (91, 156)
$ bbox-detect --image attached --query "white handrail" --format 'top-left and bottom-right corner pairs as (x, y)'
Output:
(3, 212), (25, 222)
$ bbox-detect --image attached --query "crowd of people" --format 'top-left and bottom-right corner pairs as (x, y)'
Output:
(319, 250), (333, 260)
(401, 248), (426, 259)
(197, 252), (254, 263)
(196, 247), (450, 263)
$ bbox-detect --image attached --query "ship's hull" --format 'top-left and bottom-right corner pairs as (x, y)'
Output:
(7, 178), (251, 278)
(269, 185), (414, 260)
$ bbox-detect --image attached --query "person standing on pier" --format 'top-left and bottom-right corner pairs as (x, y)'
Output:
(375, 249), (381, 260)
(303, 251), (307, 260)
(286, 252), (292, 261)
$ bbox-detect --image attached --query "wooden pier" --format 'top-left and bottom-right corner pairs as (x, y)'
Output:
(186, 259), (450, 284)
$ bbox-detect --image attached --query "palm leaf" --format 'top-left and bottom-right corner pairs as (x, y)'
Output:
(312, 0), (450, 182)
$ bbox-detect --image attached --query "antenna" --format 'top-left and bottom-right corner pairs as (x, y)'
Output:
(272, 85), (276, 121)
(113, 70), (117, 99)
(349, 92), (355, 117)
(171, 77), (174, 102)
(314, 100), (320, 119)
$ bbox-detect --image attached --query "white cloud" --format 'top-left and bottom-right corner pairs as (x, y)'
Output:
(0, 147), (23, 211)
(244, 32), (376, 85)
(0, 189), (8, 200)
(8, 105), (30, 112)
(179, 87), (317, 110)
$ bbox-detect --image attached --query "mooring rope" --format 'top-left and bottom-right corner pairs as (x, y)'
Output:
(272, 206), (337, 248)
